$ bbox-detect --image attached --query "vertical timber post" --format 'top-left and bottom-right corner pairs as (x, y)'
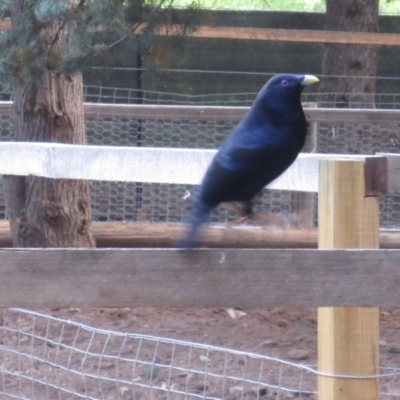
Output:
(318, 159), (379, 400)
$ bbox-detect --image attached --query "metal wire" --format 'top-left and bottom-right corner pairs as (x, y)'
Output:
(0, 308), (317, 400)
(0, 86), (400, 229)
(1, 309), (400, 399)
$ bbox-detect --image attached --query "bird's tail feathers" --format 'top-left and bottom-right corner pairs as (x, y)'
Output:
(176, 201), (213, 249)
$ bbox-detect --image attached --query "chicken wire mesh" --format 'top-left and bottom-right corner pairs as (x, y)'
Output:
(1, 85), (400, 229)
(0, 89), (311, 228)
(1, 308), (400, 400)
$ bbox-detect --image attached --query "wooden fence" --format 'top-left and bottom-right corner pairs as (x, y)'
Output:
(0, 246), (398, 309)
(0, 152), (395, 400)
(1, 102), (400, 399)
(3, 17), (400, 46)
(3, 101), (400, 122)
(2, 102), (400, 249)
(1, 14), (399, 399)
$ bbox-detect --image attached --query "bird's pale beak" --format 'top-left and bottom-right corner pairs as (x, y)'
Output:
(301, 75), (319, 86)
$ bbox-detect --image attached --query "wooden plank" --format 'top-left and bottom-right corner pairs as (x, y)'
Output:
(69, 104), (400, 123)
(365, 156), (388, 196)
(83, 223), (400, 249)
(0, 142), (218, 185)
(318, 159), (379, 400)
(3, 101), (400, 123)
(83, 103), (249, 121)
(304, 107), (400, 123)
(0, 142), (394, 194)
(0, 142), (382, 193)
(0, 220), (323, 248)
(0, 248), (400, 308)
(378, 153), (400, 194)
(0, 101), (12, 116)
(0, 221), (399, 249)
(2, 18), (400, 46)
(182, 26), (400, 46)
(0, 141), (310, 189)
(318, 308), (379, 400)
(92, 222), (320, 249)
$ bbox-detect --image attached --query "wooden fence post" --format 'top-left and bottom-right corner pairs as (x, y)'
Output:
(318, 159), (380, 400)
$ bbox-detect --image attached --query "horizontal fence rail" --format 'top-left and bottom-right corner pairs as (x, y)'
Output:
(3, 18), (400, 46)
(0, 142), (392, 193)
(150, 24), (400, 46)
(0, 221), (397, 249)
(0, 142), (397, 194)
(0, 248), (400, 308)
(2, 101), (400, 122)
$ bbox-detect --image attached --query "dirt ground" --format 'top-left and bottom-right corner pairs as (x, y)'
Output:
(3, 307), (400, 399)
(55, 307), (319, 361)
(54, 306), (400, 363)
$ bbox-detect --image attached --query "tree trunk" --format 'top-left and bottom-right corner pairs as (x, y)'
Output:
(3, 1), (95, 247)
(319, 0), (379, 108)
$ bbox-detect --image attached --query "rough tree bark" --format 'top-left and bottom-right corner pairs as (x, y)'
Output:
(319, 0), (379, 108)
(3, 1), (95, 247)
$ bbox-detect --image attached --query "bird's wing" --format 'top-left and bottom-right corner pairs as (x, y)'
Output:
(215, 122), (282, 171)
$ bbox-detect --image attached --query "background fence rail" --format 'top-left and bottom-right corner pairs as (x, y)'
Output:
(3, 102), (400, 122)
(3, 18), (400, 46)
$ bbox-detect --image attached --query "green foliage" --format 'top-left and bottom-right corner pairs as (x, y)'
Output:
(171, 0), (325, 12)
(382, 0), (400, 13)
(0, 0), (202, 89)
(33, 0), (71, 22)
(171, 0), (400, 14)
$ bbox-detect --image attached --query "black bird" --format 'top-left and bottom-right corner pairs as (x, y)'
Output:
(178, 74), (319, 248)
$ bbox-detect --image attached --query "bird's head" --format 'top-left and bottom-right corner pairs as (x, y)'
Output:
(255, 74), (319, 111)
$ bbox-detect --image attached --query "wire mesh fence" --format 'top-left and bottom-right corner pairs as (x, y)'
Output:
(1, 308), (400, 400)
(1, 86), (400, 229)
(81, 80), (400, 109)
(0, 308), (317, 400)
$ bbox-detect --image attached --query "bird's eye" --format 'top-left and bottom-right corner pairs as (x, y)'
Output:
(281, 80), (289, 86)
